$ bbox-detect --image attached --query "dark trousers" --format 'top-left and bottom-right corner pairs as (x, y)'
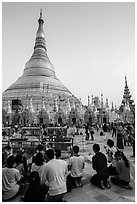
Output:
(66, 174), (82, 192)
(90, 132), (94, 140)
(90, 173), (109, 188)
(111, 177), (129, 186)
(112, 129), (116, 137)
(85, 132), (89, 140)
(108, 165), (118, 176)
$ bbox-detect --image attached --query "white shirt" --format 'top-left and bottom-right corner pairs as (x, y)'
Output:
(68, 155), (85, 177)
(31, 163), (45, 177)
(2, 167), (21, 200)
(40, 159), (68, 196)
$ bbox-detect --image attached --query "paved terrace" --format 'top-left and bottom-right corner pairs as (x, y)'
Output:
(9, 131), (135, 202)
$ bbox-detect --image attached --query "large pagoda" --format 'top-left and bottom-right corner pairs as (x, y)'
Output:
(2, 10), (81, 113)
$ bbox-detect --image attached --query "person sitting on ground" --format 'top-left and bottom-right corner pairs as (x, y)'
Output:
(15, 153), (25, 177)
(20, 149), (28, 174)
(40, 149), (68, 202)
(28, 144), (44, 172)
(2, 145), (13, 167)
(110, 151), (132, 190)
(23, 171), (48, 202)
(55, 148), (62, 159)
(31, 152), (45, 177)
(90, 144), (111, 189)
(104, 139), (118, 175)
(67, 145), (85, 192)
(2, 155), (22, 201)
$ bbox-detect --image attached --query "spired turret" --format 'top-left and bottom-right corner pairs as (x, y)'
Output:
(2, 10), (75, 111)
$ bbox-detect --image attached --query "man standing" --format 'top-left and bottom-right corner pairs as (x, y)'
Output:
(90, 144), (111, 189)
(112, 123), (117, 137)
(40, 149), (68, 202)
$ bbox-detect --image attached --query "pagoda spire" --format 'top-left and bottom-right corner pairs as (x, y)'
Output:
(101, 94), (104, 109)
(111, 102), (114, 112)
(36, 9), (45, 39)
(105, 98), (109, 110)
(7, 100), (12, 114)
(25, 95), (29, 110)
(71, 98), (76, 110)
(88, 96), (90, 107)
(30, 96), (34, 113)
(123, 76), (132, 104)
(41, 96), (46, 111)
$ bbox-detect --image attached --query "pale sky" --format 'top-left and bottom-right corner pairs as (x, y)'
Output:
(2, 2), (135, 107)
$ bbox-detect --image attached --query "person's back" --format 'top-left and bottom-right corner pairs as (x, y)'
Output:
(111, 151), (132, 190)
(69, 153), (84, 178)
(67, 146), (84, 190)
(41, 158), (67, 195)
(90, 144), (110, 189)
(92, 152), (108, 175)
(31, 152), (45, 177)
(41, 149), (68, 200)
(116, 158), (130, 182)
(2, 156), (21, 201)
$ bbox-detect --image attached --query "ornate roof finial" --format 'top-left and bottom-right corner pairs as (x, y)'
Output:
(40, 8), (42, 19)
(125, 76), (127, 87)
(38, 8), (44, 24)
(36, 9), (45, 39)
(88, 95), (90, 107)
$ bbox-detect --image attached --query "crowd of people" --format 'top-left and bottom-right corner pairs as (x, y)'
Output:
(2, 133), (133, 202)
(84, 122), (135, 157)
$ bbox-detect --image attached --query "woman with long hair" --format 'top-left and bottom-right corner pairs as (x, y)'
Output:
(111, 151), (132, 190)
(31, 152), (45, 177)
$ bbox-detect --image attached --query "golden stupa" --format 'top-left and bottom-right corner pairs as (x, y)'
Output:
(2, 10), (80, 112)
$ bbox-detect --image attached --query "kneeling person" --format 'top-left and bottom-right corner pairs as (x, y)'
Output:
(40, 149), (68, 202)
(67, 145), (85, 192)
(90, 144), (111, 189)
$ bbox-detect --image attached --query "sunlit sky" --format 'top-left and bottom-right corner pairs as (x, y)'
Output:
(2, 2), (135, 107)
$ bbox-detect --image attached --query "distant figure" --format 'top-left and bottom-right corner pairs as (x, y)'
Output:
(67, 145), (85, 192)
(90, 144), (111, 189)
(116, 123), (124, 150)
(89, 126), (94, 141)
(85, 124), (89, 140)
(111, 151), (132, 190)
(130, 124), (135, 157)
(104, 139), (117, 176)
(112, 123), (117, 137)
(102, 123), (107, 140)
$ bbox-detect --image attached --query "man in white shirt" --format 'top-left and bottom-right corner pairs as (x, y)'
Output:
(67, 145), (85, 192)
(2, 155), (21, 201)
(40, 149), (68, 202)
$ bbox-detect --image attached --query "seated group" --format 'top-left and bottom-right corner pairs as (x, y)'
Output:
(2, 139), (132, 202)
